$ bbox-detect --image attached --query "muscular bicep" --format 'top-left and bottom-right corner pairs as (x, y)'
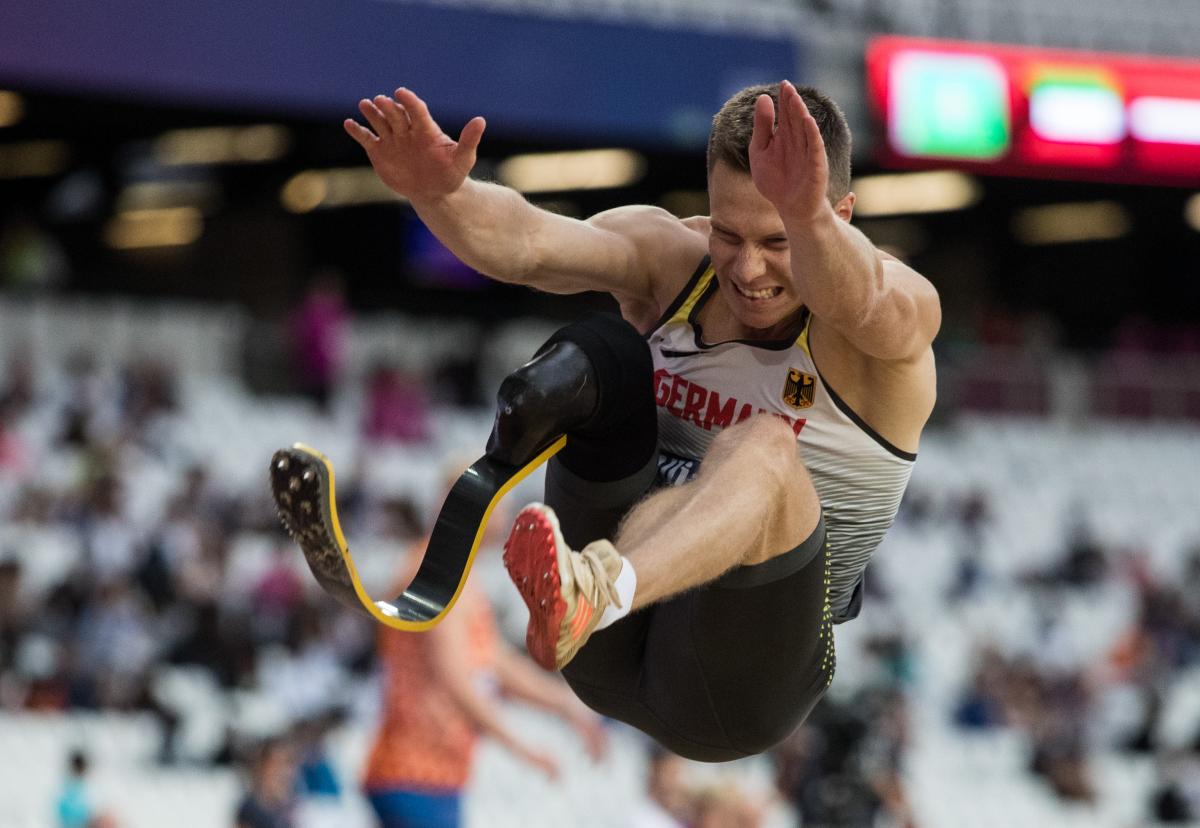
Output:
(524, 205), (704, 309)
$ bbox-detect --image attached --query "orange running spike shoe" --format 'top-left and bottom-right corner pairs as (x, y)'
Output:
(503, 503), (623, 671)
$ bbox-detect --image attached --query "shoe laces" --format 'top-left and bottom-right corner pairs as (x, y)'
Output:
(574, 542), (622, 611)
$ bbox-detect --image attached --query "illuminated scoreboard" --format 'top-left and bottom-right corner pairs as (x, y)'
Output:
(865, 36), (1200, 186)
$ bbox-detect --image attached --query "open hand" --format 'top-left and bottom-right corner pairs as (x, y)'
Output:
(518, 745), (561, 781)
(572, 712), (609, 762)
(748, 80), (830, 222)
(343, 87), (486, 202)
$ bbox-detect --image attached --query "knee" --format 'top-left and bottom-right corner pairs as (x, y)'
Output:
(745, 413), (802, 456)
(710, 414), (802, 484)
(709, 415), (818, 556)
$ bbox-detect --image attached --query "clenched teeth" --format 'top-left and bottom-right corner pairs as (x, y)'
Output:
(735, 284), (782, 300)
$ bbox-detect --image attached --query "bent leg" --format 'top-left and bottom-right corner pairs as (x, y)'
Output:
(490, 312), (659, 680)
(616, 414), (822, 609)
(563, 415), (833, 758)
(568, 519), (834, 762)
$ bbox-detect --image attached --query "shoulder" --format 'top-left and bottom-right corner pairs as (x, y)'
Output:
(587, 204), (695, 235)
(588, 205), (707, 266)
(588, 206), (709, 331)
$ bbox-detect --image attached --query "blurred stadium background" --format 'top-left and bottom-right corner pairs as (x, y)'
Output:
(2, 0), (1200, 825)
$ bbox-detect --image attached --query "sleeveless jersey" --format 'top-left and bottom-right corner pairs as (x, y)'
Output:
(647, 258), (916, 622)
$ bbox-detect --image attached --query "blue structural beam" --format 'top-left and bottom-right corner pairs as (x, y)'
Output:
(1, 0), (800, 148)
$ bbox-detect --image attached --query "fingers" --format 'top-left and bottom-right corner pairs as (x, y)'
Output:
(750, 93), (776, 153)
(374, 94), (410, 134)
(795, 90), (825, 155)
(343, 118), (378, 148)
(778, 80), (822, 160)
(781, 79), (802, 109)
(394, 87), (433, 130)
(357, 98), (391, 138)
(782, 81), (825, 164)
(452, 116), (487, 166)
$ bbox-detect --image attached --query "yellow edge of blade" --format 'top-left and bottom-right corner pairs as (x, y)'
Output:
(294, 436), (567, 632)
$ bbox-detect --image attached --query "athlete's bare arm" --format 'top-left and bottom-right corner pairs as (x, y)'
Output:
(345, 89), (703, 323)
(749, 81), (941, 364)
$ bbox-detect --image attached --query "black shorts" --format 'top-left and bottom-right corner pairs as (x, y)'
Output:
(544, 457), (835, 762)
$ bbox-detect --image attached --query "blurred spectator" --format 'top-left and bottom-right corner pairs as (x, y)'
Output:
(858, 690), (918, 828)
(78, 473), (140, 587)
(259, 605), (347, 722)
(173, 464), (235, 530)
(432, 351), (485, 408)
(292, 712), (344, 799)
(289, 269), (349, 411)
(251, 545), (307, 644)
(235, 737), (298, 828)
(1150, 752), (1200, 823)
(56, 750), (117, 828)
(949, 488), (991, 601)
(57, 353), (120, 448)
(774, 697), (875, 827)
(954, 645), (1097, 802)
(0, 558), (27, 674)
(630, 748), (690, 828)
(863, 632), (918, 687)
(954, 646), (1008, 729)
(72, 578), (156, 709)
(363, 363), (431, 444)
(691, 784), (765, 828)
(774, 687), (923, 827)
(0, 401), (32, 478)
(362, 530), (608, 828)
(1030, 698), (1094, 803)
(120, 360), (177, 427)
(0, 347), (36, 417)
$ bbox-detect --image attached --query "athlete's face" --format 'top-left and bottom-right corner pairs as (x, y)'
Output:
(707, 162), (854, 339)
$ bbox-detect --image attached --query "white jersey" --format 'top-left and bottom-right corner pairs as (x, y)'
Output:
(647, 258), (916, 622)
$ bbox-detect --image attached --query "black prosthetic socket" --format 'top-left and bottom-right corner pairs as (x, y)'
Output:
(486, 340), (598, 467)
(486, 312), (657, 482)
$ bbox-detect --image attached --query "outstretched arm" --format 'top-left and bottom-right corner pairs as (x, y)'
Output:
(494, 642), (609, 761)
(345, 88), (694, 307)
(427, 602), (561, 779)
(749, 81), (941, 362)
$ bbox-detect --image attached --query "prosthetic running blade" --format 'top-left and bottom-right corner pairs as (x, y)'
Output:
(269, 437), (566, 630)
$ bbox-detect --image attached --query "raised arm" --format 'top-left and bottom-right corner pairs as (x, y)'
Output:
(749, 82), (941, 362)
(345, 88), (695, 309)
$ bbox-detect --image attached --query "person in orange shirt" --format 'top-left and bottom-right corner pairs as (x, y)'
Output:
(363, 528), (608, 828)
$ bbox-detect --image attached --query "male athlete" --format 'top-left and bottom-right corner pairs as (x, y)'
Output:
(345, 80), (939, 761)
